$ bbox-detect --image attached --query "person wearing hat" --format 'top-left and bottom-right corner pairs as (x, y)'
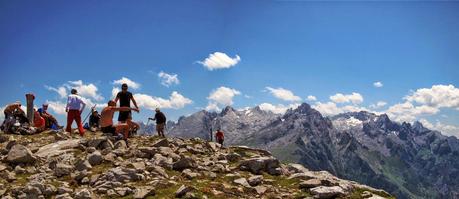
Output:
(38, 103), (60, 129)
(65, 89), (86, 136)
(149, 108), (166, 137)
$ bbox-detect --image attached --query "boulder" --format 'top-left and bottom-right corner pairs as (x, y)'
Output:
(299, 179), (322, 189)
(310, 186), (345, 199)
(114, 140), (127, 150)
(175, 185), (195, 198)
(153, 139), (169, 147)
(7, 144), (36, 164)
(248, 175), (264, 186)
(239, 156), (281, 175)
(286, 163), (309, 174)
(87, 151), (103, 166)
(133, 186), (155, 199)
(54, 163), (73, 177)
(173, 157), (197, 171)
(75, 159), (92, 171)
(234, 178), (251, 187)
(74, 188), (93, 199)
(254, 185), (268, 195)
(35, 139), (81, 158)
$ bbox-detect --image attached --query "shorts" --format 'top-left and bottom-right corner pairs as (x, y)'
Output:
(156, 123), (165, 131)
(217, 138), (224, 145)
(118, 111), (131, 122)
(101, 125), (116, 134)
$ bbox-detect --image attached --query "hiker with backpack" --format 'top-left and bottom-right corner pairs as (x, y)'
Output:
(114, 83), (139, 124)
(215, 129), (225, 147)
(65, 89), (86, 136)
(100, 100), (139, 139)
(148, 108), (166, 137)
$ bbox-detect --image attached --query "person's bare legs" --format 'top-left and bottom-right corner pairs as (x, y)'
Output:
(126, 119), (139, 137)
(115, 124), (129, 139)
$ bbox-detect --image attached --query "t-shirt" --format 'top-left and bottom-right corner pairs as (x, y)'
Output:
(66, 94), (85, 110)
(116, 91), (133, 107)
(154, 112), (166, 124)
(216, 131), (224, 140)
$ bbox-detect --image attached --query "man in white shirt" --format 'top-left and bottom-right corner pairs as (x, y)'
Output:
(65, 89), (86, 136)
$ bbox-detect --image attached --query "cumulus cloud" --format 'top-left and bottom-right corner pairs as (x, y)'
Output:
(198, 52), (241, 70)
(404, 84), (459, 110)
(113, 77), (141, 90)
(111, 87), (121, 99)
(420, 119), (459, 137)
(306, 95), (317, 101)
(45, 85), (67, 98)
(330, 92), (363, 104)
(385, 102), (439, 122)
(46, 80), (103, 101)
(205, 86), (241, 111)
(0, 106), (5, 121)
(45, 101), (67, 115)
(158, 71), (180, 87)
(259, 103), (300, 114)
(373, 81), (383, 88)
(67, 80), (104, 101)
(134, 91), (192, 110)
(369, 101), (387, 109)
(312, 102), (369, 116)
(383, 84), (459, 123)
(265, 87), (301, 102)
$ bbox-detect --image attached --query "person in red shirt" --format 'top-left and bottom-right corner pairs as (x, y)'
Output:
(215, 129), (225, 147)
(33, 109), (45, 132)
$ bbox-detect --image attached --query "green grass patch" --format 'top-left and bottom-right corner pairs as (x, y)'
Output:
(341, 187), (395, 199)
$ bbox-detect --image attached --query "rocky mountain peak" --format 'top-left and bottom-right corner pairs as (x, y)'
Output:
(0, 131), (392, 199)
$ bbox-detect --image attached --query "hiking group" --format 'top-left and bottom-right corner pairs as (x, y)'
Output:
(1, 83), (226, 145)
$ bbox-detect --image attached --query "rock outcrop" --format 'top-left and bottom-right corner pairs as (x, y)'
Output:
(0, 130), (393, 198)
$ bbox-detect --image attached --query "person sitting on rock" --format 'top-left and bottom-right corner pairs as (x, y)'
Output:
(88, 109), (101, 132)
(38, 103), (60, 129)
(149, 108), (166, 137)
(100, 100), (138, 138)
(215, 129), (225, 147)
(33, 109), (45, 133)
(1, 101), (29, 133)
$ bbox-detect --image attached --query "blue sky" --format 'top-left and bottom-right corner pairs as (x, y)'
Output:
(1, 1), (458, 136)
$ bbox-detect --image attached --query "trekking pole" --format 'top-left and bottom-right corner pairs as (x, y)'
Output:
(82, 105), (96, 124)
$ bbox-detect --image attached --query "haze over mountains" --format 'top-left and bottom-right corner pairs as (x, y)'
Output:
(140, 103), (459, 199)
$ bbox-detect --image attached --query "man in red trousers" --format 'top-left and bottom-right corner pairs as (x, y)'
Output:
(65, 89), (86, 136)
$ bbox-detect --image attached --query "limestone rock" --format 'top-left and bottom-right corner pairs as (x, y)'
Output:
(310, 186), (345, 199)
(87, 151), (103, 166)
(7, 144), (36, 164)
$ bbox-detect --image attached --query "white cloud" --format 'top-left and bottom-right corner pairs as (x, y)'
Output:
(67, 80), (104, 101)
(265, 87), (301, 102)
(306, 95), (317, 101)
(419, 119), (459, 137)
(404, 84), (459, 110)
(330, 92), (363, 104)
(158, 71), (180, 87)
(45, 85), (67, 98)
(312, 102), (369, 116)
(373, 81), (383, 88)
(45, 101), (67, 115)
(206, 87), (241, 111)
(113, 77), (141, 90)
(205, 102), (221, 112)
(385, 102), (439, 122)
(134, 91), (192, 110)
(259, 103), (300, 114)
(111, 87), (121, 99)
(369, 101), (387, 109)
(198, 52), (241, 70)
(0, 105), (5, 121)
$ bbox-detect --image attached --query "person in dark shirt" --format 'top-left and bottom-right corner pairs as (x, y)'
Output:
(89, 110), (101, 131)
(114, 83), (139, 123)
(149, 108), (166, 137)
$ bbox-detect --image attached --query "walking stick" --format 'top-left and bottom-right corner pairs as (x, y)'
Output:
(82, 105), (96, 124)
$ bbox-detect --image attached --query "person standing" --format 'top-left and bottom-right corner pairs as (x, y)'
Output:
(65, 89), (86, 136)
(149, 108), (166, 137)
(114, 83), (139, 123)
(215, 129), (225, 147)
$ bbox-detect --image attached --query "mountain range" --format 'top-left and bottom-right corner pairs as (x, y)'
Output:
(140, 103), (459, 199)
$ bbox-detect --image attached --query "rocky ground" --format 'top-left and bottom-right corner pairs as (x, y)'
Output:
(0, 130), (393, 199)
